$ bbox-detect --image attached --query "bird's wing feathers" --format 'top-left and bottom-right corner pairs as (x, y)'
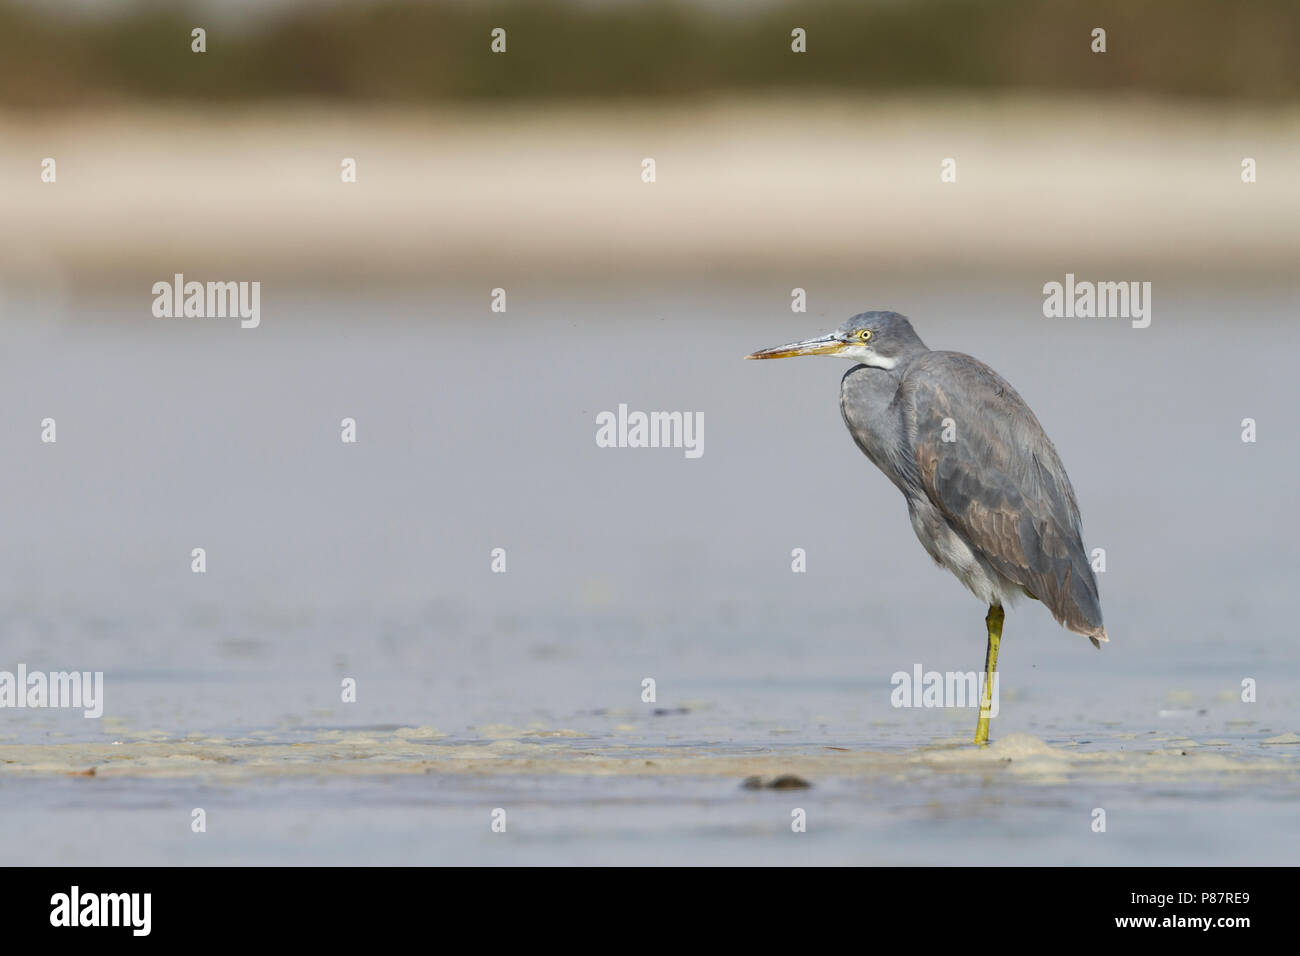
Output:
(898, 352), (1105, 640)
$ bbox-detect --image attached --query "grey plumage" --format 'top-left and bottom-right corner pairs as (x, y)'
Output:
(749, 310), (1106, 648)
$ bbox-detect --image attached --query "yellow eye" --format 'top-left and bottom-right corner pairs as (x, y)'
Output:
(857, 329), (873, 342)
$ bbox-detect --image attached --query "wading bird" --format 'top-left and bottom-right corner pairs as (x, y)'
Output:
(747, 311), (1105, 745)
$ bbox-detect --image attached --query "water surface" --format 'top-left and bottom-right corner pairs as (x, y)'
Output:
(0, 279), (1296, 864)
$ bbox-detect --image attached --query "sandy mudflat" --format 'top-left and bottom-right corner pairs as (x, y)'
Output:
(4, 729), (1295, 784)
(3, 726), (1296, 865)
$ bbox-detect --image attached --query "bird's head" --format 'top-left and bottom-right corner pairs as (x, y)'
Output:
(745, 311), (926, 370)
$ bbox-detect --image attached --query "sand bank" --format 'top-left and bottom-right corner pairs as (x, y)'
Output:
(2, 96), (1297, 286)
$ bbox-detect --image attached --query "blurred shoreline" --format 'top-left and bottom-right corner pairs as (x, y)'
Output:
(3, 94), (1298, 290)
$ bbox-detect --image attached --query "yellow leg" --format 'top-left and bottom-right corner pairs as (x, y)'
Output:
(974, 604), (1003, 746)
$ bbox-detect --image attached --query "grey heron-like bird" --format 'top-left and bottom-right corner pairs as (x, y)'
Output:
(747, 311), (1106, 745)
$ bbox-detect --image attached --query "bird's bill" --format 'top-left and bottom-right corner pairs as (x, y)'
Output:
(745, 333), (845, 360)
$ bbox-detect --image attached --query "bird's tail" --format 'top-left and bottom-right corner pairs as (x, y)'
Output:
(1056, 548), (1107, 649)
(1085, 625), (1109, 650)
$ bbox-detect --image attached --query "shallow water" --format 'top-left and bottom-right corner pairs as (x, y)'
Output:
(0, 278), (1297, 864)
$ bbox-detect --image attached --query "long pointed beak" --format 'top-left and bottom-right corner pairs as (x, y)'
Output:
(745, 333), (845, 360)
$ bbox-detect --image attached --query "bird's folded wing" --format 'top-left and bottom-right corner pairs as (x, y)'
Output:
(899, 353), (1103, 636)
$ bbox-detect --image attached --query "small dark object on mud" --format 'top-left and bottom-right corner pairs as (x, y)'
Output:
(742, 774), (812, 790)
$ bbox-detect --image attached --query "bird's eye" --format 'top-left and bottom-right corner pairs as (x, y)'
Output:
(857, 329), (873, 342)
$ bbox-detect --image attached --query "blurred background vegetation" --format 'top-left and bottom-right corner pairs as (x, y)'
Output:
(2, 0), (1297, 108)
(4, 2), (1297, 286)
